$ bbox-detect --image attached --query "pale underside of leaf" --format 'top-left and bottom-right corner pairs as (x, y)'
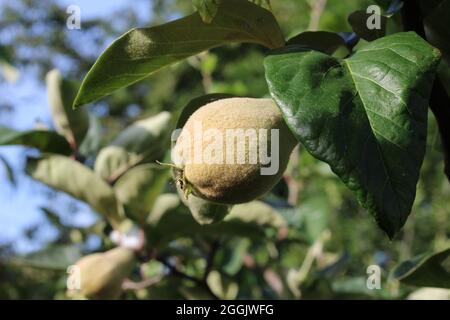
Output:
(26, 154), (124, 229)
(74, 0), (284, 107)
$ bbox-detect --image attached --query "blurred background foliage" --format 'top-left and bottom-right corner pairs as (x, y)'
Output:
(0, 0), (449, 299)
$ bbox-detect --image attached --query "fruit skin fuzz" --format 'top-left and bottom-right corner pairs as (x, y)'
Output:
(173, 97), (298, 205)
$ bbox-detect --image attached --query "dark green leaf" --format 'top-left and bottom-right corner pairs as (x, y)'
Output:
(0, 126), (72, 155)
(265, 32), (441, 237)
(287, 31), (346, 55)
(392, 248), (450, 288)
(386, 0), (404, 15)
(26, 154), (125, 228)
(73, 0), (284, 107)
(424, 0), (450, 63)
(348, 10), (387, 41)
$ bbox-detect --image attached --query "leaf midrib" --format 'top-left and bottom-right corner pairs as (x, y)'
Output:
(343, 59), (402, 228)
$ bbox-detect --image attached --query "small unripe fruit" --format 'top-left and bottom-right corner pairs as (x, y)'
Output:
(173, 97), (297, 204)
(74, 247), (136, 300)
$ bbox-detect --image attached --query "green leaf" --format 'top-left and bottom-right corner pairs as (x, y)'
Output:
(332, 277), (391, 299)
(249, 0), (272, 10)
(0, 126), (72, 155)
(11, 245), (82, 270)
(46, 69), (89, 148)
(207, 270), (239, 299)
(146, 195), (284, 248)
(287, 31), (346, 55)
(114, 164), (169, 222)
(78, 115), (102, 157)
(94, 111), (172, 181)
(265, 32), (441, 237)
(73, 0), (284, 107)
(392, 248), (450, 288)
(192, 0), (221, 24)
(220, 239), (250, 275)
(348, 10), (387, 41)
(424, 0), (450, 63)
(298, 196), (330, 242)
(225, 201), (286, 229)
(26, 154), (125, 228)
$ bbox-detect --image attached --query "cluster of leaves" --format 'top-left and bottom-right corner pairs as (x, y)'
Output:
(0, 0), (450, 299)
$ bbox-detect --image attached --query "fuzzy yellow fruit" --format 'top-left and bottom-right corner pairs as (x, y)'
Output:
(173, 97), (297, 204)
(74, 247), (135, 300)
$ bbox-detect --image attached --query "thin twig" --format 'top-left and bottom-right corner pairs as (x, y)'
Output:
(156, 256), (220, 300)
(307, 0), (327, 31)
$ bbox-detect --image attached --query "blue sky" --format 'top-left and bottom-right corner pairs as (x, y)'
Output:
(0, 0), (152, 252)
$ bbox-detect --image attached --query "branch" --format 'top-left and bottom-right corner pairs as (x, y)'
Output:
(307, 0), (327, 31)
(156, 256), (220, 300)
(402, 0), (450, 182)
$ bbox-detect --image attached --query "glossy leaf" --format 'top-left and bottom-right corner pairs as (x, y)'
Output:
(95, 111), (172, 181)
(348, 10), (387, 41)
(392, 248), (450, 288)
(26, 154), (125, 228)
(265, 32), (441, 237)
(287, 31), (346, 55)
(73, 0), (284, 107)
(0, 126), (72, 155)
(114, 164), (169, 222)
(46, 69), (89, 148)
